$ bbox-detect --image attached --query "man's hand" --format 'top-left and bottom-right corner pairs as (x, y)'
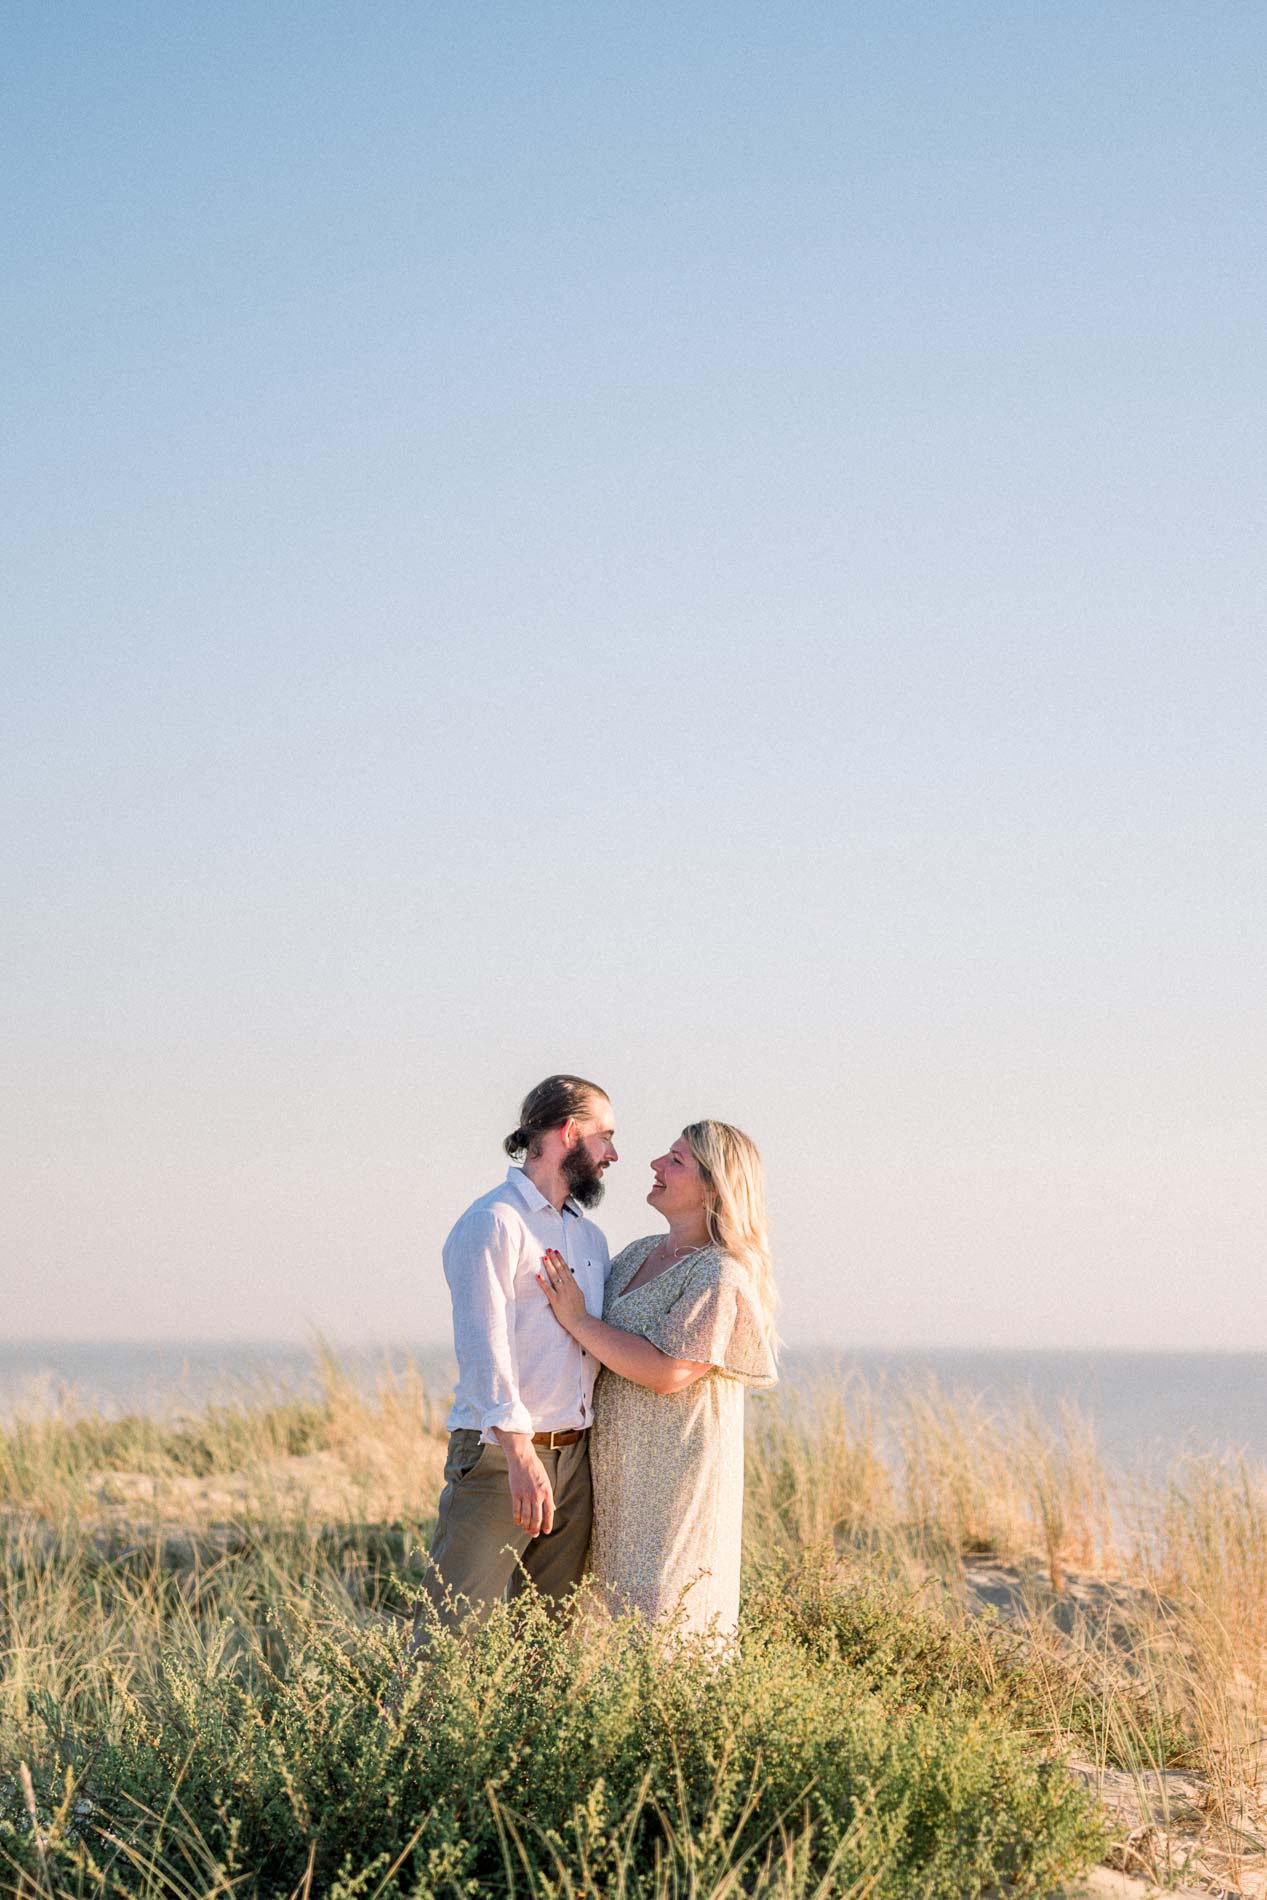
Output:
(492, 1430), (555, 1537)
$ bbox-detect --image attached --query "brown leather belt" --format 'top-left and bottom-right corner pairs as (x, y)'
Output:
(530, 1428), (588, 1448)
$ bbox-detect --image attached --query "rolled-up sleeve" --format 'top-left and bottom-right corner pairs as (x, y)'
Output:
(442, 1209), (534, 1441)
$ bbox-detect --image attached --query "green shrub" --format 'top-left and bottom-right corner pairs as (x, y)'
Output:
(750, 1557), (1198, 1770)
(3, 1562), (1102, 1899)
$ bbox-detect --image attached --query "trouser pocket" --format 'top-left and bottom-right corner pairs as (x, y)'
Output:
(445, 1430), (487, 1482)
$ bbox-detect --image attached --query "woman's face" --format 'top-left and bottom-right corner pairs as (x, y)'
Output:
(647, 1136), (708, 1221)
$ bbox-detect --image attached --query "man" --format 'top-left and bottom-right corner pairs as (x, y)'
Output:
(415, 1073), (618, 1633)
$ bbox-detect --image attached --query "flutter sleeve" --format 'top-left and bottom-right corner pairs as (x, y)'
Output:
(643, 1249), (777, 1388)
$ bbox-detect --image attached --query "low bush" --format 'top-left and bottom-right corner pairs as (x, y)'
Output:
(3, 1565), (1102, 1899)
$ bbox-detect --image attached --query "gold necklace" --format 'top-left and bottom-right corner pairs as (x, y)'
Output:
(655, 1237), (702, 1264)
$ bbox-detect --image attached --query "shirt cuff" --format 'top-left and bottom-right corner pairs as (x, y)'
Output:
(480, 1400), (535, 1443)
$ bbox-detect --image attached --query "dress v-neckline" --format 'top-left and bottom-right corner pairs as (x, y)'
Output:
(614, 1240), (704, 1302)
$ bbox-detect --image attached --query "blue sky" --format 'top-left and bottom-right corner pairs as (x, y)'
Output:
(4, 3), (1264, 1346)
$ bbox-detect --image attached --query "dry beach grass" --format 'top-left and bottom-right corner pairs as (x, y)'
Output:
(748, 1373), (1267, 1895)
(0, 1354), (1263, 1897)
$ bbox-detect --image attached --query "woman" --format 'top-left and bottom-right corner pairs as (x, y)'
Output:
(537, 1119), (776, 1637)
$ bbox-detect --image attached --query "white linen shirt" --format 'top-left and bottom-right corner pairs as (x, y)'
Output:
(443, 1167), (610, 1443)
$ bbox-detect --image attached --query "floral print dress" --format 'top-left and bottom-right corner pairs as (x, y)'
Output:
(588, 1237), (777, 1637)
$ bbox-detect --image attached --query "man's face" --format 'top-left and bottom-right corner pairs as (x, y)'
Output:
(562, 1097), (618, 1208)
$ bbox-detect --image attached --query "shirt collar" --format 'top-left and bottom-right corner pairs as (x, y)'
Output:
(506, 1166), (580, 1219)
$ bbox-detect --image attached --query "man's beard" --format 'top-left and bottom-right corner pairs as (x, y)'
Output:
(562, 1145), (606, 1209)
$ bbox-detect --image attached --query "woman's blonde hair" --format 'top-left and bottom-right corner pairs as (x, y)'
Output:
(682, 1120), (778, 1346)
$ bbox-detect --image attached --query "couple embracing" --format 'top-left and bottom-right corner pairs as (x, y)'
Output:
(416, 1073), (777, 1642)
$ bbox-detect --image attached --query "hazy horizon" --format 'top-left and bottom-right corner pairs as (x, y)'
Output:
(6, 4), (1264, 1350)
(12, 1331), (1267, 1356)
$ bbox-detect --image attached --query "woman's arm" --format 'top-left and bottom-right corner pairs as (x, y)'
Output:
(574, 1310), (711, 1395)
(538, 1252), (711, 1395)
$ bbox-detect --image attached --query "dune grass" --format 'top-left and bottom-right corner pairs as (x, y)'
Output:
(746, 1372), (1266, 1768)
(0, 1355), (1263, 1897)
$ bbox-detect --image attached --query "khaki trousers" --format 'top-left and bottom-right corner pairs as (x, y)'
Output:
(414, 1429), (592, 1635)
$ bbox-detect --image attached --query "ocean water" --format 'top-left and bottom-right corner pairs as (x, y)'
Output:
(2, 1340), (1265, 1472)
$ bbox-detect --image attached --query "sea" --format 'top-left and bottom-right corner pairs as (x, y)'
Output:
(2, 1340), (1265, 1473)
